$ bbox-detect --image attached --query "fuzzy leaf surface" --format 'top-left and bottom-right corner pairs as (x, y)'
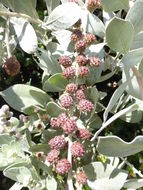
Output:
(106, 17), (134, 53)
(1, 0), (38, 18)
(11, 18), (38, 54)
(47, 2), (81, 30)
(0, 84), (50, 113)
(101, 0), (129, 12)
(126, 0), (143, 34)
(97, 135), (143, 157)
(84, 161), (128, 190)
(43, 73), (68, 92)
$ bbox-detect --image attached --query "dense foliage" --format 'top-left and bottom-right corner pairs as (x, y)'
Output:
(0, 0), (143, 190)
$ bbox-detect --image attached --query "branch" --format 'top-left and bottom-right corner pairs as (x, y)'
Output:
(5, 17), (11, 58)
(67, 135), (74, 190)
(120, 157), (143, 178)
(91, 103), (137, 141)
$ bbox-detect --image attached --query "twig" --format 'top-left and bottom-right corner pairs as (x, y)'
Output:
(5, 17), (11, 58)
(67, 135), (74, 190)
(120, 157), (143, 178)
(132, 66), (143, 100)
(91, 103), (137, 141)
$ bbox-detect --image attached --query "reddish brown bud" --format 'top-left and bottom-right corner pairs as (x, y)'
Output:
(3, 56), (20, 77)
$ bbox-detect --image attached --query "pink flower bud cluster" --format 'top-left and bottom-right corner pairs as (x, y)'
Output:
(56, 159), (71, 175)
(76, 171), (88, 184)
(87, 0), (102, 12)
(46, 135), (71, 175)
(45, 13), (102, 181)
(59, 27), (101, 80)
(47, 136), (72, 174)
(71, 141), (85, 158)
(50, 112), (77, 135)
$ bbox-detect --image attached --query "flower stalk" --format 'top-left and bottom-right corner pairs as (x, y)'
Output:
(67, 135), (74, 190)
(5, 17), (11, 58)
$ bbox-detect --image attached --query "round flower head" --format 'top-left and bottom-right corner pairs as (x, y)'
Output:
(96, 0), (102, 8)
(76, 54), (87, 66)
(3, 56), (20, 77)
(78, 66), (89, 78)
(87, 0), (102, 12)
(49, 136), (67, 150)
(62, 66), (75, 79)
(75, 40), (87, 53)
(76, 89), (86, 101)
(71, 142), (85, 158)
(58, 113), (68, 125)
(76, 128), (91, 140)
(71, 29), (83, 42)
(56, 159), (71, 175)
(46, 149), (60, 165)
(50, 117), (61, 129)
(62, 118), (77, 134)
(66, 83), (77, 94)
(76, 171), (87, 185)
(60, 94), (74, 109)
(78, 99), (94, 112)
(59, 56), (72, 68)
(84, 33), (96, 45)
(88, 56), (101, 67)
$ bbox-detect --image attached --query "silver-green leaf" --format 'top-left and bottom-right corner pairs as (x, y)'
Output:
(86, 12), (105, 38)
(124, 179), (143, 189)
(126, 0), (143, 34)
(97, 135), (143, 157)
(47, 2), (81, 30)
(1, 0), (38, 18)
(0, 84), (50, 113)
(43, 73), (68, 92)
(101, 0), (129, 12)
(106, 17), (134, 53)
(36, 48), (62, 75)
(84, 161), (128, 190)
(11, 18), (38, 54)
